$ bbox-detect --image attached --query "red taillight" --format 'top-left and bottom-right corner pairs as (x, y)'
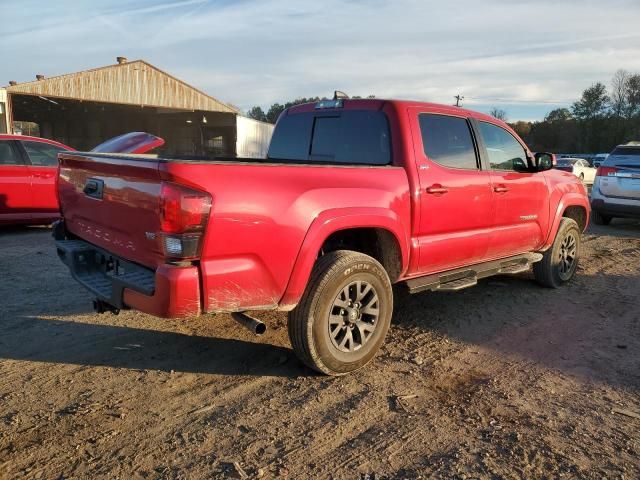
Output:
(596, 166), (618, 177)
(159, 182), (211, 260)
(160, 182), (211, 234)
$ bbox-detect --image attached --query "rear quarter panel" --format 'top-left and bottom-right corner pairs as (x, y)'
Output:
(160, 162), (412, 312)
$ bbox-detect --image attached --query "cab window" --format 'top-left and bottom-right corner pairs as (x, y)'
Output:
(22, 141), (66, 166)
(0, 141), (23, 165)
(478, 122), (527, 171)
(418, 114), (479, 170)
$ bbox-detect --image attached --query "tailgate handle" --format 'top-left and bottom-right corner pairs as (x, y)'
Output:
(83, 178), (104, 199)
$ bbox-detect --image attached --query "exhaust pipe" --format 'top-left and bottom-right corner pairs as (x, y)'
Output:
(93, 299), (120, 315)
(231, 312), (266, 335)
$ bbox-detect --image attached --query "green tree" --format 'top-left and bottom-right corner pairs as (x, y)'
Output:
(625, 74), (640, 118)
(572, 82), (609, 120)
(249, 95), (377, 124)
(246, 106), (267, 122)
(572, 82), (610, 151)
(266, 103), (285, 124)
(544, 108), (573, 122)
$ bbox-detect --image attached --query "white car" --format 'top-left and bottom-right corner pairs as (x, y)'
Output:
(555, 157), (597, 184)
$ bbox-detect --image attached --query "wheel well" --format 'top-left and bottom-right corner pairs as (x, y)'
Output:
(320, 228), (402, 282)
(563, 205), (587, 231)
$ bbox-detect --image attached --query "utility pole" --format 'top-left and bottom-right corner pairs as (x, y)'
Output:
(454, 94), (464, 107)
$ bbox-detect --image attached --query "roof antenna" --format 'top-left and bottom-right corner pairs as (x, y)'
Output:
(333, 90), (349, 100)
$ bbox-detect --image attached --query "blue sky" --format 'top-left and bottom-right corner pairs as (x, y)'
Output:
(2, 0), (640, 121)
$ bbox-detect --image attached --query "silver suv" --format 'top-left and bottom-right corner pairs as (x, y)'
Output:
(591, 142), (640, 225)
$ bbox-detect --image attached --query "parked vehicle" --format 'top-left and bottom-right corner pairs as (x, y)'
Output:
(54, 97), (590, 375)
(592, 153), (609, 168)
(0, 134), (73, 225)
(591, 143), (640, 225)
(555, 157), (597, 184)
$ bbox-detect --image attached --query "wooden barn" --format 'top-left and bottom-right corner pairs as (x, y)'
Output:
(3, 57), (273, 157)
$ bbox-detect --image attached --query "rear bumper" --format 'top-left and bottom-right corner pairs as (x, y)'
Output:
(591, 198), (640, 218)
(55, 233), (201, 318)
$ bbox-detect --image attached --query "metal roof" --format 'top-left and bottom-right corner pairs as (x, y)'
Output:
(5, 60), (238, 114)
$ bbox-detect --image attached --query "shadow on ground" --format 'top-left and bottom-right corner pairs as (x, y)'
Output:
(0, 315), (304, 378)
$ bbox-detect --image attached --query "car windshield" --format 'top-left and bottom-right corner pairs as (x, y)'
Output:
(606, 147), (640, 166)
(557, 159), (576, 166)
(610, 146), (640, 157)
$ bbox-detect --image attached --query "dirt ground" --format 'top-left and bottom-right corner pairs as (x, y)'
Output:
(1, 220), (639, 480)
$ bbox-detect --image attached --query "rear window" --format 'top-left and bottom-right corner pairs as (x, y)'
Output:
(268, 110), (391, 165)
(610, 147), (640, 156)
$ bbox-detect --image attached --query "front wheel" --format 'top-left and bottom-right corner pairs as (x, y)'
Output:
(288, 250), (393, 375)
(534, 218), (581, 288)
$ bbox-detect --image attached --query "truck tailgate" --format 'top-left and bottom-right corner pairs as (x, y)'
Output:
(58, 153), (164, 269)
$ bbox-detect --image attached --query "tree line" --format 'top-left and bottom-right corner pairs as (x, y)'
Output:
(247, 70), (640, 153)
(246, 95), (375, 125)
(509, 70), (640, 153)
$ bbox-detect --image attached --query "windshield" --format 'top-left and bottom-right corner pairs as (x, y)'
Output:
(268, 110), (392, 165)
(557, 159), (576, 166)
(610, 146), (640, 156)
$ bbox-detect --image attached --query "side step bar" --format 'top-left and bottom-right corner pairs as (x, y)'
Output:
(405, 252), (543, 294)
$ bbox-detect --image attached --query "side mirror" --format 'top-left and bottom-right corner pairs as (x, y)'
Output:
(534, 152), (554, 172)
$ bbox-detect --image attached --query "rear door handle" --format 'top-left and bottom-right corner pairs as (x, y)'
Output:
(493, 185), (509, 193)
(426, 185), (449, 195)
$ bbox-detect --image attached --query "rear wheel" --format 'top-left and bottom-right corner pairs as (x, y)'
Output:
(591, 210), (612, 225)
(534, 218), (581, 288)
(288, 250), (393, 375)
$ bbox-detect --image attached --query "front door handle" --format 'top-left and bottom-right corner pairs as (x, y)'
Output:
(426, 185), (449, 195)
(494, 185), (509, 193)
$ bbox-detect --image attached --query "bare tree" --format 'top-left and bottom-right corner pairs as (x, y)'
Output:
(611, 69), (630, 118)
(489, 108), (508, 121)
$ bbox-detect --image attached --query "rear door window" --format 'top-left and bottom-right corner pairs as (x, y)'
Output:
(0, 141), (23, 165)
(418, 114), (479, 170)
(22, 141), (66, 166)
(268, 110), (391, 165)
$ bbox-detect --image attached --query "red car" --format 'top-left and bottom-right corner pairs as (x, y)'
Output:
(54, 98), (590, 375)
(0, 134), (74, 225)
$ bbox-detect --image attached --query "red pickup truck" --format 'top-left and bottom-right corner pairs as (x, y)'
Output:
(54, 98), (589, 375)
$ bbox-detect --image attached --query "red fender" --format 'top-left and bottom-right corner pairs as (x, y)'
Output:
(278, 207), (411, 309)
(542, 192), (590, 250)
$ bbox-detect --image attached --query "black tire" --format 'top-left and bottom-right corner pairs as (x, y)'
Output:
(288, 250), (393, 375)
(591, 210), (612, 226)
(534, 218), (581, 288)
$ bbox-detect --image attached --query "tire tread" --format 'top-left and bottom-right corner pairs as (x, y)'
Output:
(534, 218), (580, 288)
(288, 250), (391, 375)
